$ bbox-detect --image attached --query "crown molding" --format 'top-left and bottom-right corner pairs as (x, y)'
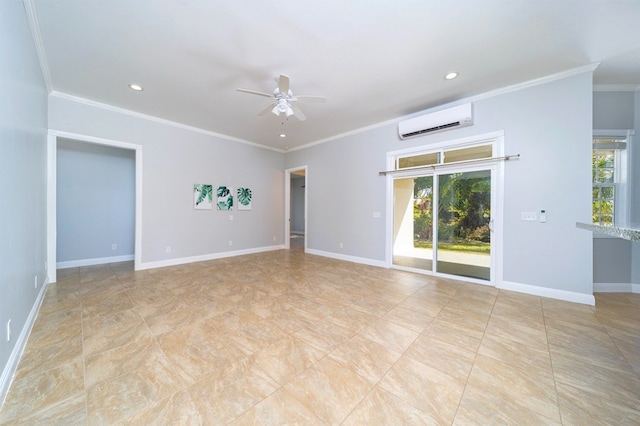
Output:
(22, 0), (52, 93)
(49, 91), (285, 153)
(292, 63), (601, 151)
(593, 84), (640, 92)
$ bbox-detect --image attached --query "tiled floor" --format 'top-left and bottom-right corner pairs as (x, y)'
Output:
(1, 246), (639, 425)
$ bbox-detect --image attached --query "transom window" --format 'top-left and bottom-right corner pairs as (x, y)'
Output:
(396, 143), (493, 170)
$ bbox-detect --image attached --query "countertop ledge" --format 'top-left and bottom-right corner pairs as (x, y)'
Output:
(576, 222), (640, 242)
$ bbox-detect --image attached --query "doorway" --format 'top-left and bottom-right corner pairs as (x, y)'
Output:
(388, 137), (502, 285)
(284, 166), (307, 251)
(46, 131), (143, 283)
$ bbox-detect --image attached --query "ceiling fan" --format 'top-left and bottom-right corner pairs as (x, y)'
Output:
(237, 74), (326, 121)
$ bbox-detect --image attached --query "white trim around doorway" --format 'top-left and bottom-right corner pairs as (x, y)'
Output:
(46, 130), (143, 282)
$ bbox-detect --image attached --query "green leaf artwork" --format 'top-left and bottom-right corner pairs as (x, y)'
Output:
(217, 185), (233, 210)
(193, 184), (213, 210)
(237, 187), (252, 210)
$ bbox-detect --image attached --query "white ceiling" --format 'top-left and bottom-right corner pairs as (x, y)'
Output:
(29, 0), (640, 151)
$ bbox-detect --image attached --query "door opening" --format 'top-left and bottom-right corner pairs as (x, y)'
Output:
(284, 166), (307, 251)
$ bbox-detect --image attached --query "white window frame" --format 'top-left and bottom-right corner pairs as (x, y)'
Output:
(592, 129), (634, 229)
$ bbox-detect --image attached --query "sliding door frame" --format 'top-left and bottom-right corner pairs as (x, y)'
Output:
(385, 131), (505, 286)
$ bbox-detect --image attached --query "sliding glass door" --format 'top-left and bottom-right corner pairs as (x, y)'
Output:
(392, 166), (493, 282)
(435, 169), (491, 280)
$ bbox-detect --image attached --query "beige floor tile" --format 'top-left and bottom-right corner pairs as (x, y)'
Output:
(157, 322), (246, 384)
(0, 391), (86, 426)
(253, 335), (324, 385)
(293, 318), (354, 353)
(84, 334), (167, 388)
(379, 355), (465, 424)
(404, 333), (476, 381)
(454, 383), (562, 425)
(465, 354), (561, 422)
(232, 386), (325, 425)
(3, 256), (639, 424)
(328, 334), (402, 384)
(0, 360), (84, 424)
(188, 357), (279, 424)
(86, 355), (184, 425)
(423, 317), (484, 353)
(343, 386), (438, 425)
(484, 314), (548, 349)
(396, 294), (448, 317)
(550, 350), (640, 411)
(118, 390), (203, 425)
(284, 357), (373, 424)
(28, 308), (82, 350)
(381, 304), (435, 333)
(82, 308), (151, 355)
(556, 380), (640, 425)
(477, 333), (553, 379)
(81, 287), (134, 319)
(358, 318), (420, 354)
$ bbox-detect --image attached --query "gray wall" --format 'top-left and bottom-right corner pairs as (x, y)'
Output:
(0, 0), (48, 393)
(286, 72), (594, 296)
(57, 139), (135, 264)
(48, 96), (285, 266)
(634, 90), (640, 285)
(592, 91), (638, 285)
(291, 176), (305, 234)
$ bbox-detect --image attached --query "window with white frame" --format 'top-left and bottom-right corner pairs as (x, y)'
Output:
(592, 130), (634, 227)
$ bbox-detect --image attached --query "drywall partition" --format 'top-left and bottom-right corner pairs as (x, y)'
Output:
(286, 69), (595, 302)
(48, 95), (285, 269)
(592, 91), (636, 289)
(57, 139), (135, 267)
(0, 0), (49, 407)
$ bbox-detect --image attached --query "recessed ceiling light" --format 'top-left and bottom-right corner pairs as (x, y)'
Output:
(129, 83), (143, 91)
(280, 134), (286, 138)
(444, 72), (459, 80)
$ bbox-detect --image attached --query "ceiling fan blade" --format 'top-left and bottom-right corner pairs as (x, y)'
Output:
(237, 88), (273, 98)
(294, 95), (326, 103)
(258, 102), (276, 116)
(290, 103), (307, 121)
(278, 74), (290, 95)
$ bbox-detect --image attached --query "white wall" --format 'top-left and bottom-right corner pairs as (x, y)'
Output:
(286, 71), (594, 299)
(57, 139), (135, 265)
(48, 95), (285, 268)
(0, 0), (48, 405)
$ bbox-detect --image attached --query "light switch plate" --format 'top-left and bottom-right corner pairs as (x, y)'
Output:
(521, 211), (537, 221)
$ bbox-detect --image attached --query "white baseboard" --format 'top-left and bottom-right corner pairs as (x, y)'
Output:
(136, 245), (284, 271)
(0, 277), (50, 410)
(57, 254), (134, 269)
(498, 280), (596, 306)
(305, 248), (387, 268)
(594, 282), (640, 293)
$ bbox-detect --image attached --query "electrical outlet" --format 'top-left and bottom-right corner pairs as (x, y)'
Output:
(229, 215), (233, 221)
(339, 242), (344, 249)
(6, 320), (11, 342)
(165, 246), (171, 254)
(35, 275), (38, 289)
(112, 243), (117, 250)
(228, 240), (233, 246)
(273, 236), (276, 242)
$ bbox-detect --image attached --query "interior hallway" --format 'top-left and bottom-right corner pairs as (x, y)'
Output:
(0, 246), (639, 424)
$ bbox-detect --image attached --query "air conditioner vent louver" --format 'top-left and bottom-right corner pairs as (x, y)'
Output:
(399, 103), (473, 140)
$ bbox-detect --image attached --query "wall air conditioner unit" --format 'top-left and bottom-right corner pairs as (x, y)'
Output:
(398, 103), (473, 140)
